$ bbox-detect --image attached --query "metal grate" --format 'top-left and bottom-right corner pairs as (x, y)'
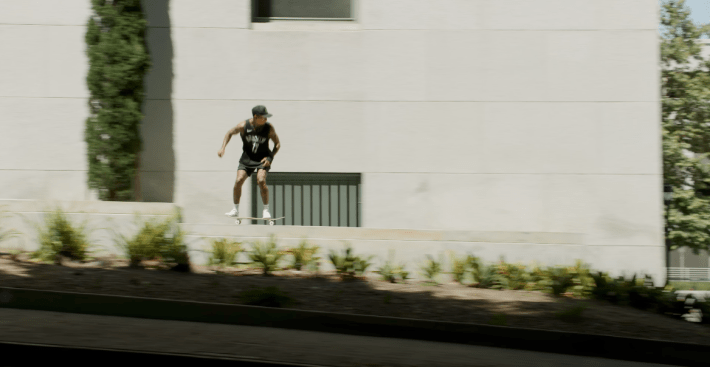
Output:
(252, 0), (353, 22)
(252, 173), (361, 226)
(668, 267), (710, 282)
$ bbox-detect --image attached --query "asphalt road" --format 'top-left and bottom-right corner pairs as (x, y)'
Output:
(0, 308), (681, 367)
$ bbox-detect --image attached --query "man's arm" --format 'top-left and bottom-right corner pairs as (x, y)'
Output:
(218, 121), (244, 157)
(261, 127), (280, 167)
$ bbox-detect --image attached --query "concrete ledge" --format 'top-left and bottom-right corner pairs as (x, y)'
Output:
(0, 287), (708, 366)
(0, 200), (177, 215)
(0, 340), (325, 367)
(182, 224), (584, 245)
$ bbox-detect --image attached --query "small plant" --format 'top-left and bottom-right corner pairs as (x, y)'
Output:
(449, 252), (468, 284)
(114, 212), (189, 271)
(287, 239), (320, 271)
(548, 266), (575, 296)
(555, 303), (588, 323)
(31, 208), (93, 264)
(494, 259), (528, 290)
(0, 208), (19, 247)
(248, 234), (284, 276)
(419, 254), (443, 284)
(376, 261), (397, 282)
(394, 263), (410, 282)
(207, 238), (242, 268)
(375, 249), (409, 283)
(237, 286), (296, 308)
(489, 313), (507, 326)
(328, 244), (371, 281)
(473, 264), (502, 289)
(384, 294), (392, 304)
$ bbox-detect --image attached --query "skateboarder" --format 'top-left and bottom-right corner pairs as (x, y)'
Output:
(218, 105), (281, 219)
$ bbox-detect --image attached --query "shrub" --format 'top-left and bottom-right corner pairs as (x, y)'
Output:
(31, 209), (93, 264)
(419, 254), (443, 284)
(376, 261), (397, 283)
(237, 286), (296, 308)
(547, 266), (575, 296)
(115, 213), (187, 270)
(393, 263), (410, 282)
(207, 238), (242, 268)
(494, 260), (527, 290)
(0, 208), (19, 247)
(328, 244), (373, 281)
(286, 239), (320, 271)
(449, 252), (468, 284)
(248, 234), (284, 276)
(85, 0), (151, 201)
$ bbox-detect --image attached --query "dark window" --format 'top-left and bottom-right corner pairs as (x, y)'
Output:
(252, 173), (361, 226)
(253, 0), (352, 22)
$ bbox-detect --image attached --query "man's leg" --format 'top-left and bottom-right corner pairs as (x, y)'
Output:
(226, 170), (249, 217)
(256, 169), (270, 218)
(234, 170), (249, 204)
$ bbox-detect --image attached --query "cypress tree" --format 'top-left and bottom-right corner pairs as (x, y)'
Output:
(85, 0), (150, 201)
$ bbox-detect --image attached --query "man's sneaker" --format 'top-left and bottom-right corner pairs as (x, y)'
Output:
(262, 208), (272, 219)
(225, 208), (239, 217)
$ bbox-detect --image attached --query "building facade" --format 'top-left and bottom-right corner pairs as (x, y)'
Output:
(0, 0), (665, 281)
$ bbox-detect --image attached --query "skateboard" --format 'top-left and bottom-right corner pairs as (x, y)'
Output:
(233, 217), (285, 226)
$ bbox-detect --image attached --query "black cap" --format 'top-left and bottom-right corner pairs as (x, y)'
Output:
(252, 105), (272, 118)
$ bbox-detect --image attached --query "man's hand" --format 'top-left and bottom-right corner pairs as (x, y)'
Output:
(260, 157), (271, 168)
(218, 148), (225, 158)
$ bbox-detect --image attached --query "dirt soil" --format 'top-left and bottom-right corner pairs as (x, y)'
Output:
(1, 252), (709, 346)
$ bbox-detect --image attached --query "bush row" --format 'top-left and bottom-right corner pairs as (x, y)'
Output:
(3, 209), (709, 323)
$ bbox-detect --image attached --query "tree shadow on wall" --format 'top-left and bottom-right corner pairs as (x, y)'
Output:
(139, 0), (174, 202)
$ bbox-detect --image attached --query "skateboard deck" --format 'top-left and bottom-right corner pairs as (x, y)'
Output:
(232, 217), (285, 225)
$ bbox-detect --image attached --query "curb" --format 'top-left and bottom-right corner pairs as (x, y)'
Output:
(0, 340), (329, 367)
(1, 287), (709, 366)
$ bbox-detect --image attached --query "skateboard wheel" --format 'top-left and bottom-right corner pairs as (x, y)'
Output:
(235, 219), (241, 225)
(269, 220), (275, 226)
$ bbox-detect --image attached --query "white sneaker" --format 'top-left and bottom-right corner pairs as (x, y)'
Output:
(262, 208), (271, 219)
(225, 208), (238, 217)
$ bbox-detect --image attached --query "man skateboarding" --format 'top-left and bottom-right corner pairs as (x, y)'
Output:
(218, 105), (281, 219)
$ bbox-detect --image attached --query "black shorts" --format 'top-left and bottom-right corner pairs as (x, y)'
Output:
(238, 163), (270, 177)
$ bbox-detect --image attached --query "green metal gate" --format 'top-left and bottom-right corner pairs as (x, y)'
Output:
(251, 173), (361, 226)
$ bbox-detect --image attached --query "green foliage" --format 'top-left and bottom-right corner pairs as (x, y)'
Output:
(31, 209), (93, 264)
(449, 252), (468, 284)
(248, 235), (284, 276)
(115, 212), (189, 271)
(237, 286), (296, 308)
(419, 254), (443, 284)
(85, 0), (151, 201)
(555, 303), (588, 323)
(493, 259), (528, 290)
(374, 250), (409, 283)
(546, 266), (576, 296)
(661, 1), (710, 254)
(0, 208), (19, 246)
(328, 244), (373, 281)
(207, 238), (242, 268)
(286, 239), (320, 271)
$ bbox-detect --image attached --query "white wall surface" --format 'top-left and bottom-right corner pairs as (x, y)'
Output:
(0, 0), (665, 282)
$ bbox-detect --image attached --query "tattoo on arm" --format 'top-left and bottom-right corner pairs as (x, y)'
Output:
(270, 129), (280, 158)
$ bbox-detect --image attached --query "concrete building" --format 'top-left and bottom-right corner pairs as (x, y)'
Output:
(0, 0), (665, 282)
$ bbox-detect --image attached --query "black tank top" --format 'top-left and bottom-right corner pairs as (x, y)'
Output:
(240, 120), (272, 165)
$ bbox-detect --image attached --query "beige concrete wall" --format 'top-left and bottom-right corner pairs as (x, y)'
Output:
(0, 0), (665, 282)
(0, 200), (177, 259)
